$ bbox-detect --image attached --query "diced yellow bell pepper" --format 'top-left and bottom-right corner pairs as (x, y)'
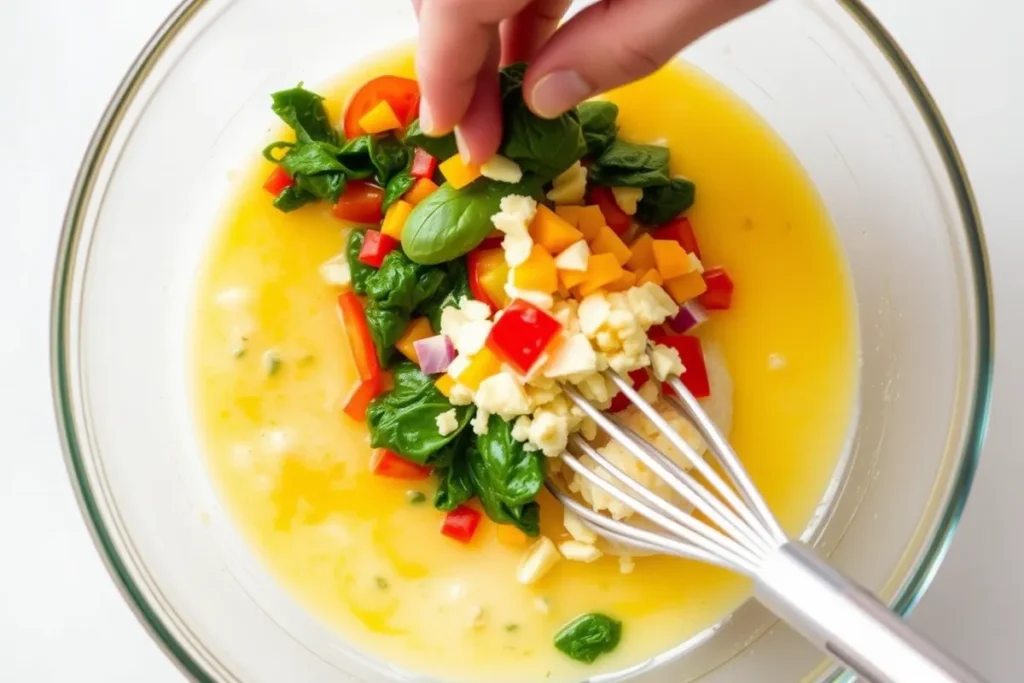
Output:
(435, 374), (456, 398)
(636, 268), (663, 287)
(512, 245), (559, 294)
(459, 347), (502, 390)
(559, 268), (589, 290)
(496, 524), (529, 547)
(530, 205), (584, 254)
(652, 239), (692, 280)
(664, 271), (708, 304)
(577, 253), (625, 297)
(381, 199), (414, 239)
(358, 101), (402, 134)
(404, 178), (439, 205)
(627, 233), (657, 272)
(439, 155), (481, 190)
(577, 206), (607, 241)
(555, 205), (583, 228)
(589, 226), (632, 266)
(605, 270), (637, 292)
(395, 317), (434, 363)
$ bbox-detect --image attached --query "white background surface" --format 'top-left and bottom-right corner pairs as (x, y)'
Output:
(0, 0), (1021, 681)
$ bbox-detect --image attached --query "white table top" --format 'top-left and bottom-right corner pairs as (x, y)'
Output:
(1, 0), (1021, 680)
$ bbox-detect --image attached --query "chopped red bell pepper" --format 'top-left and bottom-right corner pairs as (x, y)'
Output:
(358, 230), (400, 268)
(441, 505), (482, 543)
(649, 333), (710, 399)
(652, 217), (701, 259)
(486, 299), (562, 374)
(343, 375), (382, 420)
(410, 148), (439, 179)
(344, 75), (421, 139)
(587, 186), (631, 235)
(262, 166), (294, 196)
(370, 448), (432, 480)
(466, 246), (509, 312)
(333, 181), (385, 225)
(698, 267), (734, 310)
(609, 369), (653, 413)
(338, 292), (384, 420)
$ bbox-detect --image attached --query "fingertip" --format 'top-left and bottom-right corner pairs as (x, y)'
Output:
(526, 68), (593, 119)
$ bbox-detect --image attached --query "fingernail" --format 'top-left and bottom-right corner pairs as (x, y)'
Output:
(419, 99), (436, 135)
(454, 126), (471, 164)
(530, 70), (593, 119)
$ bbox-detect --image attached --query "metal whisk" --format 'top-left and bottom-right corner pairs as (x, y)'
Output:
(547, 368), (985, 683)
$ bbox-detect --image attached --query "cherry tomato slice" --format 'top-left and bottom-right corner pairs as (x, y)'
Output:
(587, 186), (631, 235)
(344, 75), (421, 139)
(333, 181), (385, 225)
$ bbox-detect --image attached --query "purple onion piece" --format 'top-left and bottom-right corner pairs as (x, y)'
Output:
(414, 335), (455, 374)
(667, 301), (709, 333)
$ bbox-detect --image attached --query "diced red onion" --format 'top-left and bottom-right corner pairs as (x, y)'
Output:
(667, 301), (709, 333)
(414, 335), (455, 374)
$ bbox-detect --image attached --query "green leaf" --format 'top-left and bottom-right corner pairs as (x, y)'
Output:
(554, 614), (622, 664)
(467, 415), (544, 536)
(588, 140), (670, 188)
(635, 177), (697, 225)
(403, 120), (458, 161)
(364, 250), (448, 313)
(363, 302), (407, 366)
(293, 168), (347, 203)
(382, 171), (417, 214)
(370, 135), (410, 186)
(345, 230), (375, 295)
(367, 362), (473, 463)
(578, 101), (619, 157)
(335, 136), (377, 180)
(278, 140), (345, 176)
(433, 433), (475, 511)
(272, 185), (316, 212)
(271, 85), (338, 145)
(402, 175), (542, 265)
(419, 258), (473, 334)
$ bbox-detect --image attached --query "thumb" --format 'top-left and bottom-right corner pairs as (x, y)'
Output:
(524, 0), (766, 118)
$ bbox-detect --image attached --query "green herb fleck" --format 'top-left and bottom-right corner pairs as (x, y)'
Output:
(406, 491), (427, 505)
(553, 613), (622, 664)
(375, 576), (390, 590)
(505, 623), (520, 633)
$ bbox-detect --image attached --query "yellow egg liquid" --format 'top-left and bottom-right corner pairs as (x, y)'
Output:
(192, 49), (857, 682)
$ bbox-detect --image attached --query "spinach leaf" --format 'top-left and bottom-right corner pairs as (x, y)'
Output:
(404, 120), (458, 161)
(271, 85), (338, 144)
(635, 177), (696, 225)
(499, 63), (586, 180)
(273, 185), (316, 212)
(294, 170), (346, 203)
(364, 250), (448, 312)
(336, 136), (376, 180)
(419, 258), (472, 333)
(402, 175), (542, 265)
(363, 302), (407, 366)
(369, 135), (410, 186)
(578, 101), (619, 157)
(467, 415), (544, 536)
(554, 614), (622, 664)
(277, 140), (344, 176)
(367, 362), (473, 463)
(433, 433), (475, 511)
(345, 230), (375, 295)
(588, 140), (670, 188)
(382, 170), (416, 214)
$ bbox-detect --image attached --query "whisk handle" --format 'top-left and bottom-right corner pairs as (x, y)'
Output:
(755, 542), (985, 683)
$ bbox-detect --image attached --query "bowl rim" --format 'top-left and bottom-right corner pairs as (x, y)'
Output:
(50, 1), (994, 681)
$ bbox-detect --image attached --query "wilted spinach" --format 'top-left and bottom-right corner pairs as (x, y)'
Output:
(433, 433), (475, 511)
(578, 100), (619, 156)
(345, 230), (375, 295)
(271, 86), (339, 145)
(554, 613), (622, 664)
(363, 303), (407, 365)
(382, 170), (417, 214)
(369, 135), (410, 186)
(403, 119), (459, 161)
(273, 185), (316, 212)
(467, 415), (544, 536)
(635, 177), (696, 225)
(419, 258), (473, 333)
(588, 140), (670, 188)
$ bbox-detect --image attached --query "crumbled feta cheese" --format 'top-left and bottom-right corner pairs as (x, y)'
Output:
(578, 294), (611, 336)
(455, 320), (492, 356)
(534, 597), (551, 614)
(511, 416), (532, 442)
(687, 252), (704, 274)
(449, 383), (474, 406)
(563, 508), (598, 544)
(528, 410), (569, 457)
(611, 187), (643, 216)
(517, 537), (561, 585)
(627, 283), (679, 328)
(503, 234), (534, 267)
(492, 195), (537, 267)
(480, 154), (523, 184)
(504, 284), (554, 310)
(319, 254), (352, 287)
(476, 373), (531, 418)
(446, 354), (470, 380)
(542, 334), (598, 379)
(578, 373), (611, 405)
(559, 540), (603, 563)
(546, 161), (587, 205)
(553, 240), (590, 271)
(460, 298), (493, 322)
(651, 343), (684, 381)
(436, 408), (459, 436)
(619, 555), (636, 574)
(638, 377), (659, 404)
(472, 408), (491, 435)
(440, 306), (469, 342)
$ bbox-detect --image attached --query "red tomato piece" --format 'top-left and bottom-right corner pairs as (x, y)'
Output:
(698, 267), (734, 310)
(262, 166), (294, 196)
(587, 186), (631, 235)
(370, 448), (432, 480)
(486, 299), (563, 374)
(651, 217), (701, 259)
(466, 247), (509, 312)
(609, 369), (653, 413)
(649, 333), (711, 399)
(358, 230), (400, 268)
(410, 148), (438, 179)
(344, 75), (421, 139)
(333, 181), (385, 225)
(441, 505), (482, 543)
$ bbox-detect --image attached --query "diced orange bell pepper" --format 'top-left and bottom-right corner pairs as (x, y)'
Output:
(560, 268), (589, 290)
(381, 199), (414, 240)
(530, 205), (584, 254)
(496, 524), (529, 547)
(396, 317), (434, 363)
(636, 269), (663, 287)
(435, 373), (456, 398)
(577, 253), (625, 297)
(357, 100), (402, 134)
(555, 205), (583, 229)
(576, 206), (607, 241)
(627, 233), (657, 272)
(458, 347), (503, 391)
(605, 270), (637, 292)
(652, 239), (692, 280)
(439, 155), (482, 190)
(589, 226), (632, 266)
(404, 177), (439, 205)
(663, 271), (708, 304)
(512, 245), (559, 294)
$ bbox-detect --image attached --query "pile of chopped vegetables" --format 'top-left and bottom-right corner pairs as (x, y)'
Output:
(260, 66), (735, 664)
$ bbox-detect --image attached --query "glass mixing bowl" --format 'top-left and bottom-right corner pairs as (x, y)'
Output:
(51, 0), (993, 681)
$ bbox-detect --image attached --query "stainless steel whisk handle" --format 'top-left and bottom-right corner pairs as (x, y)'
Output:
(755, 543), (986, 683)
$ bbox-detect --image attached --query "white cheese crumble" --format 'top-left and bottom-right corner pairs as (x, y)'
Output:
(611, 186), (643, 216)
(553, 240), (590, 272)
(436, 408), (459, 436)
(546, 161), (587, 205)
(480, 154), (523, 183)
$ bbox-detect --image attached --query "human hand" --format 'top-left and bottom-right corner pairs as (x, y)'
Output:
(412, 0), (766, 163)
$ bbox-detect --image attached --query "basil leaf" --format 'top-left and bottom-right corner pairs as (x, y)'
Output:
(467, 415), (543, 536)
(554, 614), (622, 664)
(364, 250), (448, 313)
(578, 101), (619, 156)
(588, 140), (670, 188)
(370, 135), (410, 186)
(271, 85), (338, 144)
(433, 433), (474, 511)
(273, 185), (316, 212)
(363, 302), (406, 366)
(402, 175), (543, 265)
(404, 119), (458, 161)
(345, 230), (374, 295)
(382, 171), (417, 214)
(419, 259), (472, 333)
(367, 362), (473, 463)
(635, 177), (697, 225)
